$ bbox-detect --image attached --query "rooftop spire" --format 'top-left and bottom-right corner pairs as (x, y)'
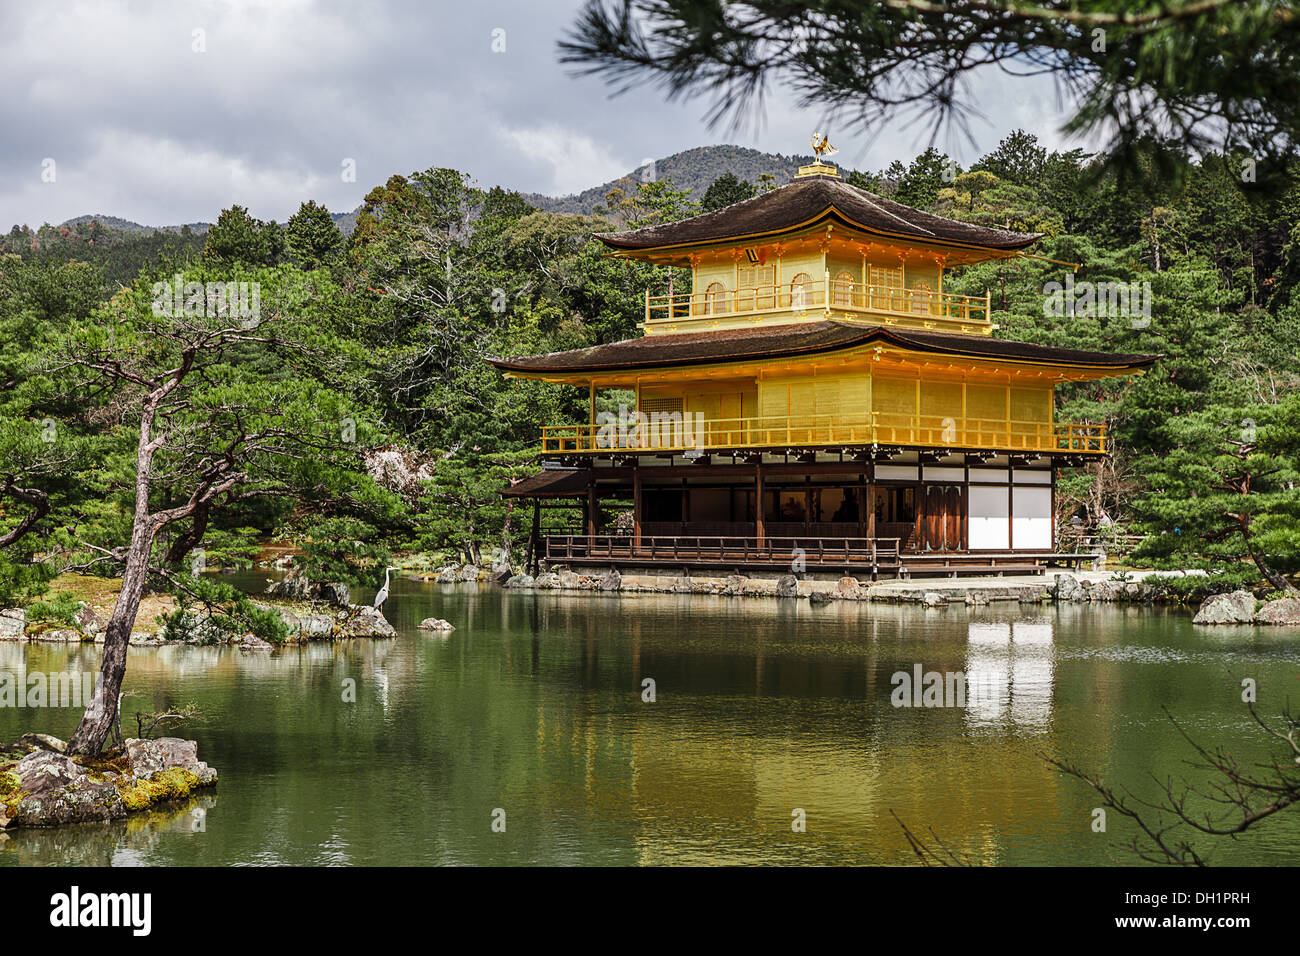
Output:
(798, 132), (841, 179)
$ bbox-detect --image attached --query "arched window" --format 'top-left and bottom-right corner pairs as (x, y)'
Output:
(789, 272), (812, 311)
(911, 281), (933, 315)
(832, 271), (855, 307)
(703, 281), (729, 315)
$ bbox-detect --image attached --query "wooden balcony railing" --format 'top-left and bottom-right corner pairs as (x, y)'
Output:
(543, 534), (903, 568)
(541, 413), (1107, 455)
(646, 279), (992, 332)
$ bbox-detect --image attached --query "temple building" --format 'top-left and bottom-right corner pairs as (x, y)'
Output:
(491, 157), (1157, 578)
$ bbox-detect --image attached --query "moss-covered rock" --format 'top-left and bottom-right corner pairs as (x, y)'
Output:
(0, 737), (217, 829)
(115, 768), (202, 811)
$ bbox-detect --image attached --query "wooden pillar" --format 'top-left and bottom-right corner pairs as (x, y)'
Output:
(528, 498), (542, 574)
(916, 481), (926, 552)
(915, 377), (921, 443)
(963, 462), (971, 552)
(586, 482), (598, 537)
(1050, 465), (1057, 552)
(1008, 479), (1015, 553)
(680, 477), (689, 535)
(804, 477), (812, 535)
(755, 464), (765, 547)
(633, 467), (642, 550)
(961, 378), (967, 444)
(857, 482), (866, 539)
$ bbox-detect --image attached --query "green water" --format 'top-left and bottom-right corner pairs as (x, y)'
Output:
(2, 575), (1297, 866)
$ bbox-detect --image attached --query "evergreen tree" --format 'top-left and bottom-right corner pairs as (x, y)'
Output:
(286, 200), (344, 269)
(974, 130), (1048, 183)
(203, 205), (273, 266)
(894, 148), (955, 209)
(701, 171), (756, 212)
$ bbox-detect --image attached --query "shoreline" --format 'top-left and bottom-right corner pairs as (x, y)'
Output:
(486, 566), (1299, 625)
(497, 567), (1188, 606)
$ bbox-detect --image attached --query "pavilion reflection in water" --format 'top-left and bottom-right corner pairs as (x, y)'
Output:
(964, 619), (1055, 731)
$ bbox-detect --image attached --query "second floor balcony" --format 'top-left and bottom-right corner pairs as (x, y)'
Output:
(645, 278), (993, 334)
(541, 412), (1107, 457)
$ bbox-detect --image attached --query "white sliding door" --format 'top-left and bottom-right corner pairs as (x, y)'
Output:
(1012, 486), (1053, 550)
(968, 485), (1009, 549)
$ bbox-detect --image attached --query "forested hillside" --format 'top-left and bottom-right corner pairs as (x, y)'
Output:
(525, 145), (813, 216)
(3, 130), (1300, 616)
(2, 220), (208, 286)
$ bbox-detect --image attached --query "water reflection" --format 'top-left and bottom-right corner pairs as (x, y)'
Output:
(965, 620), (1055, 732)
(0, 795), (217, 867)
(1, 580), (1296, 866)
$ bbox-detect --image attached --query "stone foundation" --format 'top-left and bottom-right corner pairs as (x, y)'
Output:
(499, 567), (1144, 605)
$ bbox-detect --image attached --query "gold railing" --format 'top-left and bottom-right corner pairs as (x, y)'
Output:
(541, 413), (1106, 455)
(645, 279), (992, 330)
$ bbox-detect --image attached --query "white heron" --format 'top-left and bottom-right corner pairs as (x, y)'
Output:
(373, 566), (399, 611)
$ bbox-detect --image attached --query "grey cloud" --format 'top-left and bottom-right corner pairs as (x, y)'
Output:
(0, 0), (1082, 229)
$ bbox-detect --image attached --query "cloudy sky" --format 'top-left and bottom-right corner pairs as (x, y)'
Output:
(2, 0), (1083, 229)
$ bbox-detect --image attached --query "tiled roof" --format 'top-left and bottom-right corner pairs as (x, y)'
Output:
(489, 322), (1159, 375)
(597, 175), (1042, 253)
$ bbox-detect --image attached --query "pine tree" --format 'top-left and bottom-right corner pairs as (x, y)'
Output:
(700, 172), (756, 213)
(286, 200), (344, 269)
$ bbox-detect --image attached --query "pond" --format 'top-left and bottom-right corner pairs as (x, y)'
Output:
(2, 574), (1297, 866)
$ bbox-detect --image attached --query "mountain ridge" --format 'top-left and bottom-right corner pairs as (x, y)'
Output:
(52, 145), (832, 236)
(523, 145), (820, 215)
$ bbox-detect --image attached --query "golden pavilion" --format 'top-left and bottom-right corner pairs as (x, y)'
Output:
(491, 157), (1157, 578)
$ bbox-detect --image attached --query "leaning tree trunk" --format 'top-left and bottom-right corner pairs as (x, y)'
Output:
(1249, 548), (1299, 595)
(1240, 518), (1300, 596)
(67, 398), (163, 757)
(66, 517), (158, 755)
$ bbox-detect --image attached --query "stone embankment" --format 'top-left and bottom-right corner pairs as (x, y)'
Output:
(0, 594), (396, 649)
(406, 564), (511, 586)
(495, 567), (1170, 606)
(479, 566), (1298, 626)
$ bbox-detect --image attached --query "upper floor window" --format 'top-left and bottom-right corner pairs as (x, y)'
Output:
(703, 281), (730, 315)
(789, 272), (812, 311)
(736, 263), (775, 312)
(738, 263), (774, 291)
(869, 265), (903, 289)
(911, 281), (933, 314)
(868, 265), (904, 311)
(832, 271), (855, 307)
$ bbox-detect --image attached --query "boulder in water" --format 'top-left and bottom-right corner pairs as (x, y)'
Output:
(1255, 597), (1300, 625)
(1192, 590), (1257, 625)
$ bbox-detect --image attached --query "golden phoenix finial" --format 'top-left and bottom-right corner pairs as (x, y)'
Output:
(810, 132), (838, 162)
